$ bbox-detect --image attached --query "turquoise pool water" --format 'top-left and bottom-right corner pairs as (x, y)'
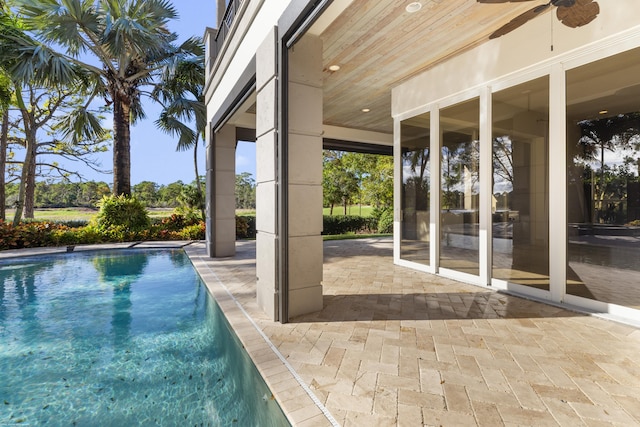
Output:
(0, 249), (290, 426)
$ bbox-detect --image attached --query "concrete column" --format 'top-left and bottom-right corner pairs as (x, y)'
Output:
(206, 124), (236, 257)
(255, 28), (279, 320)
(255, 29), (323, 321)
(286, 34), (324, 318)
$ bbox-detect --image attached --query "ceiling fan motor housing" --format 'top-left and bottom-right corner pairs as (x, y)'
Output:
(552, 0), (577, 7)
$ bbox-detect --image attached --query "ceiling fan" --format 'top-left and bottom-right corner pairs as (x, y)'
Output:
(479, 0), (600, 39)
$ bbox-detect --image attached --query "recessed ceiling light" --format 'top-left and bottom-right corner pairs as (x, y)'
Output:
(328, 64), (340, 71)
(362, 108), (371, 113)
(599, 109), (608, 115)
(406, 2), (422, 13)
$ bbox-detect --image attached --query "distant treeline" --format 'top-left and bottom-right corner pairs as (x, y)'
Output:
(3, 180), (202, 209)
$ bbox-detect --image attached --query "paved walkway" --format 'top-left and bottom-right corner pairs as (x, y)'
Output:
(185, 238), (640, 426)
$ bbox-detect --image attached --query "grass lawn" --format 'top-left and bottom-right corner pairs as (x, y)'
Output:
(6, 207), (176, 222)
(323, 233), (391, 241)
(323, 205), (373, 217)
(236, 209), (256, 216)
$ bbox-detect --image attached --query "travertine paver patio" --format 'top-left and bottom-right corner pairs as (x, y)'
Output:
(185, 238), (640, 427)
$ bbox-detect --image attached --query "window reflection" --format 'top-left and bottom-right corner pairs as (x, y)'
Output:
(440, 99), (480, 276)
(492, 77), (550, 289)
(566, 48), (640, 308)
(400, 113), (430, 265)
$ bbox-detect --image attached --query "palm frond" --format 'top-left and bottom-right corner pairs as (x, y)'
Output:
(17, 0), (101, 57)
(155, 111), (196, 151)
(55, 105), (107, 143)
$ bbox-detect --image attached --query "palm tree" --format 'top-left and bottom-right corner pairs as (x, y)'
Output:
(1, 0), (198, 196)
(153, 39), (206, 218)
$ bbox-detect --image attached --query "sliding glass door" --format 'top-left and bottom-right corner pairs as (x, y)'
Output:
(492, 77), (550, 290)
(440, 99), (480, 276)
(400, 113), (430, 265)
(566, 47), (640, 309)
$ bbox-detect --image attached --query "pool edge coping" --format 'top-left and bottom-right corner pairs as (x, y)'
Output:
(184, 244), (339, 427)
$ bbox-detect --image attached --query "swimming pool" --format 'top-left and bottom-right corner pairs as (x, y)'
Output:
(0, 249), (290, 426)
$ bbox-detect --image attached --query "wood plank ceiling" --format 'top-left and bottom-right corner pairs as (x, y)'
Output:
(310, 0), (551, 136)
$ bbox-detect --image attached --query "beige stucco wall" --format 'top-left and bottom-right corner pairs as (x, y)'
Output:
(392, 0), (640, 116)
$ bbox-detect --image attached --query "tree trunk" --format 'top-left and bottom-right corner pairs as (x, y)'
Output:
(13, 89), (35, 226)
(13, 133), (36, 226)
(0, 109), (8, 221)
(112, 96), (131, 196)
(24, 139), (37, 218)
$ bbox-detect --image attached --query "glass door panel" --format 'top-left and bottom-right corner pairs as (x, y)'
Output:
(440, 99), (480, 276)
(400, 113), (430, 265)
(492, 77), (550, 290)
(566, 47), (640, 309)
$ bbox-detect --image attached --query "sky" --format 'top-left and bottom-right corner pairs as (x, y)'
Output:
(44, 0), (257, 186)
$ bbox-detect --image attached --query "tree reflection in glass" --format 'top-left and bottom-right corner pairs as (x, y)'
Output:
(566, 47), (640, 308)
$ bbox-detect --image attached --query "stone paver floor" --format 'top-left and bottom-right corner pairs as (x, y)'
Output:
(186, 238), (640, 426)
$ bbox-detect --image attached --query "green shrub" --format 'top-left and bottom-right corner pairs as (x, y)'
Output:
(93, 195), (150, 233)
(158, 213), (200, 232)
(322, 215), (376, 235)
(22, 218), (90, 228)
(370, 207), (386, 221)
(0, 214), (205, 251)
(236, 215), (256, 239)
(0, 220), (18, 249)
(74, 226), (103, 244)
(51, 228), (79, 246)
(377, 209), (394, 234)
(0, 220), (67, 250)
(180, 222), (206, 240)
(174, 205), (203, 223)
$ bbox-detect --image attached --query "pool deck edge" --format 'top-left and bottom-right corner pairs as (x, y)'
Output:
(184, 243), (337, 427)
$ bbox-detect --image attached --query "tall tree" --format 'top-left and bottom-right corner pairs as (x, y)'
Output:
(323, 151), (359, 215)
(0, 6), (16, 220)
(2, 0), (199, 196)
(153, 39), (206, 216)
(576, 113), (640, 222)
(8, 84), (109, 223)
(235, 172), (256, 209)
(0, 70), (11, 221)
(132, 180), (160, 206)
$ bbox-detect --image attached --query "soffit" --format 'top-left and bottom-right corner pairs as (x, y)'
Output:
(313, 0), (555, 135)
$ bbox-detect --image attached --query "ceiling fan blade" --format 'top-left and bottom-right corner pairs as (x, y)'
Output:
(478, 0), (536, 3)
(489, 3), (551, 39)
(556, 0), (600, 28)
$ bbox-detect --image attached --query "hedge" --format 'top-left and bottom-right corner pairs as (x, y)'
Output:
(322, 215), (377, 235)
(234, 215), (379, 239)
(1, 213), (384, 250)
(0, 218), (206, 251)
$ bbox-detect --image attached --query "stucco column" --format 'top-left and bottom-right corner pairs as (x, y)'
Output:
(206, 124), (236, 258)
(255, 29), (323, 321)
(286, 34), (324, 318)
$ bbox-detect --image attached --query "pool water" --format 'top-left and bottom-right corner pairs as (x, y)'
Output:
(0, 249), (290, 426)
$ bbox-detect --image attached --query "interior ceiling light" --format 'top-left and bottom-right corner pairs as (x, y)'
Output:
(599, 109), (608, 115)
(362, 108), (371, 113)
(328, 64), (340, 71)
(406, 2), (422, 13)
